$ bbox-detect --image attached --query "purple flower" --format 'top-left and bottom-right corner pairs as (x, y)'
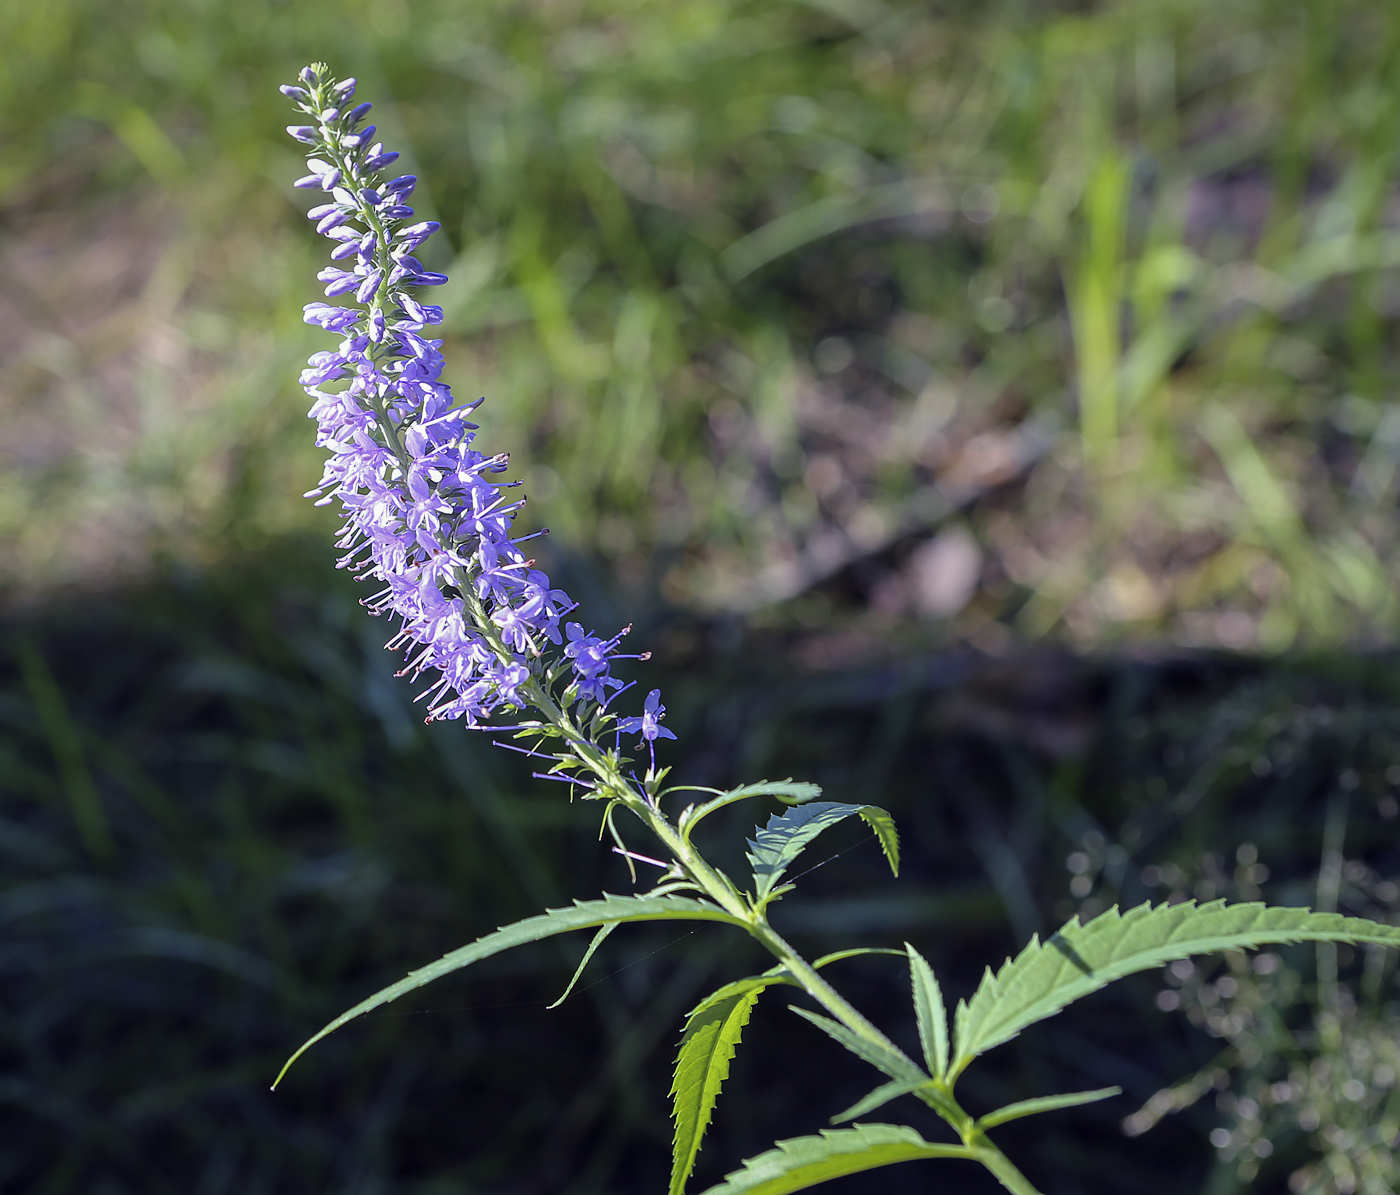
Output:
(616, 690), (676, 743)
(284, 64), (658, 741)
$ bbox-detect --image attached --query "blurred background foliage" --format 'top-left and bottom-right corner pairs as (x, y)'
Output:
(6, 0), (1400, 645)
(6, 0), (1400, 1192)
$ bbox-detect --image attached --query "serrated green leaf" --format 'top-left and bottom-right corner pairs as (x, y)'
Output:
(274, 894), (742, 1087)
(905, 944), (948, 1079)
(747, 802), (897, 902)
(547, 922), (616, 1009)
(791, 1007), (965, 1125)
(696, 1124), (981, 1195)
(977, 1086), (1121, 1130)
(788, 1007), (924, 1082)
(857, 807), (900, 876)
(830, 1078), (934, 1124)
(951, 900), (1400, 1076)
(669, 979), (777, 1195)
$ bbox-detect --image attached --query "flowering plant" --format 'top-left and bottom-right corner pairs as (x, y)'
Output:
(274, 64), (1400, 1195)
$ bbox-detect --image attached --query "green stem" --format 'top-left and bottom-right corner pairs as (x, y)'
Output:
(303, 72), (1037, 1195)
(432, 430), (1030, 1193)
(748, 920), (908, 1057)
(972, 1136), (1046, 1195)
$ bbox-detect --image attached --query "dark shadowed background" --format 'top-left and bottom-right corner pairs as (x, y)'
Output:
(4, 2), (1400, 1192)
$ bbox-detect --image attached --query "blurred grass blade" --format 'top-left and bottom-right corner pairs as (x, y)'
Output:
(73, 81), (186, 185)
(1200, 406), (1310, 560)
(1070, 149), (1129, 481)
(13, 638), (112, 858)
(1200, 405), (1342, 631)
(721, 180), (945, 282)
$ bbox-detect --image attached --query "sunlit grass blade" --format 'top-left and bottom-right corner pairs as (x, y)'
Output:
(669, 978), (776, 1195)
(695, 1124), (981, 1195)
(951, 901), (1400, 1078)
(274, 894), (745, 1087)
(905, 943), (948, 1079)
(976, 1086), (1121, 1131)
(1070, 148), (1129, 484)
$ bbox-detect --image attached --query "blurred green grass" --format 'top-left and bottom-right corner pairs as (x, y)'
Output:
(5, 0), (1400, 647)
(6, 558), (1400, 1192)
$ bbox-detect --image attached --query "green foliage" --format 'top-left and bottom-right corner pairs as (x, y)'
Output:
(905, 942), (949, 1079)
(9, 0), (1400, 647)
(788, 1007), (922, 1083)
(546, 921), (616, 1009)
(275, 893), (744, 1087)
(858, 807), (901, 878)
(746, 802), (898, 904)
(790, 1006), (970, 1129)
(829, 1078), (935, 1124)
(678, 779), (823, 841)
(976, 1087), (1121, 1131)
(665, 937), (903, 1187)
(952, 901), (1400, 1078)
(669, 979), (774, 1195)
(696, 1124), (981, 1195)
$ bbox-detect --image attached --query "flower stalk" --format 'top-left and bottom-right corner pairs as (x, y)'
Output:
(279, 64), (1271, 1195)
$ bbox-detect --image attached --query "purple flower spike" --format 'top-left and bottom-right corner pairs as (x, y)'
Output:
(283, 64), (661, 744)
